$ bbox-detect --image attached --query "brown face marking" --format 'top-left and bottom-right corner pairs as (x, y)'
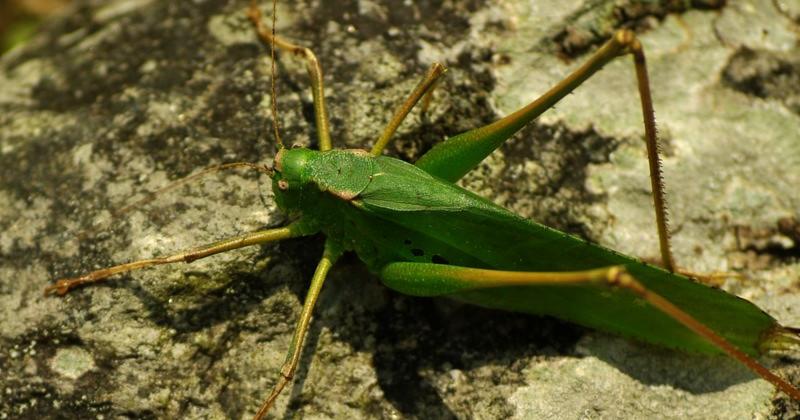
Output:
(274, 148), (286, 172)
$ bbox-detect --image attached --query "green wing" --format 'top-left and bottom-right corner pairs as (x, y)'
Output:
(352, 156), (777, 355)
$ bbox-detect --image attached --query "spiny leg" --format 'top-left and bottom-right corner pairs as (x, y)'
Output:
(44, 221), (311, 296)
(380, 262), (800, 400)
(253, 238), (343, 419)
(415, 30), (674, 271)
(248, 1), (333, 151)
(627, 36), (673, 271)
(370, 62), (447, 156)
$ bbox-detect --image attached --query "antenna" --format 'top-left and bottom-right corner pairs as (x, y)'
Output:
(249, 0), (284, 149)
(268, 0), (283, 149)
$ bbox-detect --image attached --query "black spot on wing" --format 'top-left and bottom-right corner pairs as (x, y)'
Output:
(432, 255), (449, 264)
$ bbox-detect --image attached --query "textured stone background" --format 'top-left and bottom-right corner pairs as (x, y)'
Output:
(1, 0), (799, 418)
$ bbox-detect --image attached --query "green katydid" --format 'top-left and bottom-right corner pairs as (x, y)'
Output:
(40, 0), (800, 418)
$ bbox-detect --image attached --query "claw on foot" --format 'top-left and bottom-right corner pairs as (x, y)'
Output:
(44, 277), (90, 296)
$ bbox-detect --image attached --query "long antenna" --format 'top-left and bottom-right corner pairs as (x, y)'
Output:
(269, 0), (283, 149)
(249, 0), (333, 151)
(249, 0), (284, 149)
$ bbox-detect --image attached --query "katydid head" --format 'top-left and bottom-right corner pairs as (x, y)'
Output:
(271, 147), (377, 215)
(270, 147), (315, 211)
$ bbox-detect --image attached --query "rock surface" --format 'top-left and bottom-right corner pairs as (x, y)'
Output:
(1, 0), (799, 418)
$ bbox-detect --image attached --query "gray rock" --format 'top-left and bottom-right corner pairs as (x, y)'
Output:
(1, 0), (798, 418)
